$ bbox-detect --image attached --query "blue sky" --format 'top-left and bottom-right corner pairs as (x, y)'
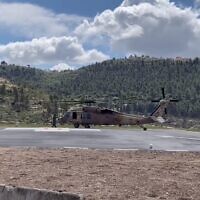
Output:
(1, 0), (195, 16)
(0, 0), (123, 44)
(0, 0), (200, 71)
(2, 0), (124, 16)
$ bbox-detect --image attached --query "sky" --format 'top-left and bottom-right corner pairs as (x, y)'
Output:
(0, 0), (200, 71)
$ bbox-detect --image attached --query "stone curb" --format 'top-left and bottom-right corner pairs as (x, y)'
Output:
(0, 185), (84, 200)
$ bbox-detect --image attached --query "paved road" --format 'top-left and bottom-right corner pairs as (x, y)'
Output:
(0, 127), (200, 151)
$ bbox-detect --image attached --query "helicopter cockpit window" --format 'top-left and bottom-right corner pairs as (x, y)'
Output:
(64, 112), (70, 118)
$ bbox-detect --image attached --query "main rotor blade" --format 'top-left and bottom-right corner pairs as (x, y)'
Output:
(170, 99), (179, 102)
(151, 99), (161, 103)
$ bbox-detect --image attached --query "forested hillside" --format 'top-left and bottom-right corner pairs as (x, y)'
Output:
(1, 55), (200, 125)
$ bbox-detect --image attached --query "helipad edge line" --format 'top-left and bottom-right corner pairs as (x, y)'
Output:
(4, 128), (35, 131)
(165, 149), (189, 152)
(64, 147), (89, 150)
(69, 128), (101, 132)
(113, 148), (139, 151)
(34, 128), (70, 132)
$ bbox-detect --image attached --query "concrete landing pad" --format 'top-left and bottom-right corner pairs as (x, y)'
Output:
(0, 128), (200, 151)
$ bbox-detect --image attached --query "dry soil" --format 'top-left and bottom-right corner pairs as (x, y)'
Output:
(0, 148), (199, 200)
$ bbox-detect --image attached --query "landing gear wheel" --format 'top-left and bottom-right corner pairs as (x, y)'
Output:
(84, 124), (90, 128)
(74, 123), (80, 128)
(143, 127), (147, 131)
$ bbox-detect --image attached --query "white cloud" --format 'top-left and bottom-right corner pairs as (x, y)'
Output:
(0, 36), (109, 67)
(0, 2), (85, 39)
(50, 63), (74, 72)
(75, 0), (200, 57)
(2, 0), (200, 68)
(194, 0), (200, 7)
(121, 0), (156, 6)
(0, 2), (109, 68)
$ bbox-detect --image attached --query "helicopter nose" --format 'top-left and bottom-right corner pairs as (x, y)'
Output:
(58, 114), (69, 125)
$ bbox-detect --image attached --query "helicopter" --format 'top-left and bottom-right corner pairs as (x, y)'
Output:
(55, 88), (179, 130)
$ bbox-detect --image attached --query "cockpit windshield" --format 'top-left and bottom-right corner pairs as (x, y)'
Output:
(64, 112), (71, 118)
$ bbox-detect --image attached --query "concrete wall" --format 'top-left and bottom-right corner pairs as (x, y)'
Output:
(0, 185), (84, 200)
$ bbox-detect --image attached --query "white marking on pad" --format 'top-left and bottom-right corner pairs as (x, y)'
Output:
(165, 149), (189, 152)
(175, 136), (200, 141)
(35, 128), (70, 132)
(157, 135), (174, 138)
(4, 128), (35, 131)
(114, 148), (138, 151)
(64, 147), (89, 150)
(4, 127), (101, 132)
(69, 128), (101, 132)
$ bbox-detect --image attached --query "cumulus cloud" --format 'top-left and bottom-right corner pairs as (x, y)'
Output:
(2, 0), (200, 68)
(0, 36), (109, 67)
(194, 0), (200, 7)
(0, 2), (109, 68)
(75, 0), (200, 57)
(121, 0), (156, 6)
(0, 2), (85, 39)
(50, 63), (74, 72)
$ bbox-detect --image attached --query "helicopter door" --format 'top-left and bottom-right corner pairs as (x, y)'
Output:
(72, 112), (77, 120)
(81, 113), (91, 123)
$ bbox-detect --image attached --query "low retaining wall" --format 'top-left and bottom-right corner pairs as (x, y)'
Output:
(0, 185), (84, 200)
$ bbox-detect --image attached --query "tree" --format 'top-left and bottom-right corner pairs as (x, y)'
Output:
(0, 84), (6, 96)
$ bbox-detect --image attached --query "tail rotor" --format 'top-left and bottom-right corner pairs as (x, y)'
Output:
(151, 88), (179, 118)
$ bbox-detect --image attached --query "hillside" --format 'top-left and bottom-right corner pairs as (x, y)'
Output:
(1, 56), (200, 125)
(51, 56), (200, 119)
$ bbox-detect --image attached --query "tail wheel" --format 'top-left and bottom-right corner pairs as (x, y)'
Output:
(74, 123), (80, 128)
(143, 127), (147, 131)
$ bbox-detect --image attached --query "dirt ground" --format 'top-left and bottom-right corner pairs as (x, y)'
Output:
(0, 148), (199, 200)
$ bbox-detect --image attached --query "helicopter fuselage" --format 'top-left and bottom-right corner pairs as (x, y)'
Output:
(55, 88), (177, 130)
(58, 107), (155, 129)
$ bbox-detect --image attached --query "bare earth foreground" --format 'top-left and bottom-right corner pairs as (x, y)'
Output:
(0, 148), (199, 200)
